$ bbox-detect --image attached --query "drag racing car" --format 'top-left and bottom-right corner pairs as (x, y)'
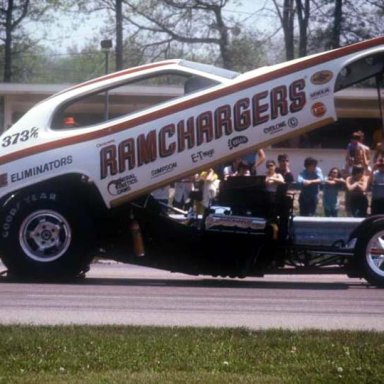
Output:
(1, 36), (384, 285)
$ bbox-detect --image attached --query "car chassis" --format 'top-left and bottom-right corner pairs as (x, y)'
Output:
(123, 177), (384, 286)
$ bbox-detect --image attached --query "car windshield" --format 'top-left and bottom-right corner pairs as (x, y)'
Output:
(51, 71), (221, 130)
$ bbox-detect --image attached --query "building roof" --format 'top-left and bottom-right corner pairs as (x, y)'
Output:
(0, 83), (71, 96)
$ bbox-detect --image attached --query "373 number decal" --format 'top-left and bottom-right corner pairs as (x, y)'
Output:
(2, 127), (39, 148)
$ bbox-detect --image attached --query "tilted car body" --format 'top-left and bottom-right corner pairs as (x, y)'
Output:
(1, 37), (384, 285)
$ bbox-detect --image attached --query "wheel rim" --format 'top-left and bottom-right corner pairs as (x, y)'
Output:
(19, 210), (72, 262)
(366, 230), (384, 277)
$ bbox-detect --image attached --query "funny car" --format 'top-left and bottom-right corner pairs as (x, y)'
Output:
(1, 36), (384, 285)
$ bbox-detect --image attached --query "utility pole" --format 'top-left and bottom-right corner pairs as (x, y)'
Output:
(101, 39), (113, 121)
(116, 0), (123, 70)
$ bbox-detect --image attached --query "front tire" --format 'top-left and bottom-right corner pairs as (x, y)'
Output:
(0, 189), (95, 280)
(355, 221), (384, 287)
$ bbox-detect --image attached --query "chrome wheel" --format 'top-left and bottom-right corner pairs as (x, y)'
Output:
(1, 189), (94, 280)
(365, 229), (384, 278)
(19, 210), (71, 263)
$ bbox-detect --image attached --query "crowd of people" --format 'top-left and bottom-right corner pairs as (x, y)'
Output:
(151, 129), (384, 218)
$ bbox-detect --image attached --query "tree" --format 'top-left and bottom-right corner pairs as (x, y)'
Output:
(228, 32), (266, 72)
(71, 0), (125, 71)
(0, 0), (68, 82)
(367, 0), (384, 14)
(272, 0), (295, 60)
(123, 0), (243, 69)
(271, 0), (311, 59)
(271, 0), (384, 61)
(36, 45), (106, 83)
(309, 0), (384, 52)
(0, 0), (30, 82)
(329, 0), (342, 49)
(296, 0), (310, 56)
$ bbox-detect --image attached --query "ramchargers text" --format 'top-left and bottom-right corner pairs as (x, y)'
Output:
(100, 79), (306, 179)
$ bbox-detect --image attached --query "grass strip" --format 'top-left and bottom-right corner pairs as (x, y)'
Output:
(0, 325), (383, 383)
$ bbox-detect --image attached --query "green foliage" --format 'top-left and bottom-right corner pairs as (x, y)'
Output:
(307, 0), (384, 53)
(229, 33), (266, 72)
(1, 0), (384, 83)
(0, 326), (383, 383)
(44, 46), (106, 83)
(6, 44), (107, 84)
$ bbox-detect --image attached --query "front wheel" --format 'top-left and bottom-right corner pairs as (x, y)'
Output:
(0, 189), (95, 280)
(355, 221), (384, 287)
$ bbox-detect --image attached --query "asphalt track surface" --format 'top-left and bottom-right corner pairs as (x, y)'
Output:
(0, 261), (383, 330)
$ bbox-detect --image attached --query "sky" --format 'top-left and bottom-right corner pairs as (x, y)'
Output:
(26, 0), (274, 54)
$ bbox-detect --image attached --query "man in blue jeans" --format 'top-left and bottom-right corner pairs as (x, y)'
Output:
(297, 157), (324, 216)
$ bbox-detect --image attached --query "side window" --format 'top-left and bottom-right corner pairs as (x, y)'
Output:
(51, 72), (218, 129)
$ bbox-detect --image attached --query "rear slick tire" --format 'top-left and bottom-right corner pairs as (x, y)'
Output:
(355, 221), (384, 287)
(0, 189), (95, 280)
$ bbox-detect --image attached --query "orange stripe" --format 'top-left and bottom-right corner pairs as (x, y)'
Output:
(1, 37), (384, 166)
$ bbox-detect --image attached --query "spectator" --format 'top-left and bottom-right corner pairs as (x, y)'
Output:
(345, 165), (369, 217)
(223, 158), (242, 180)
(276, 153), (294, 184)
(265, 160), (285, 193)
(233, 160), (251, 177)
(242, 148), (266, 176)
(323, 167), (345, 217)
(195, 168), (220, 214)
(173, 176), (196, 211)
(359, 130), (372, 173)
(373, 126), (383, 149)
(345, 130), (370, 175)
(370, 158), (384, 215)
(297, 157), (324, 216)
(265, 160), (285, 218)
(373, 135), (384, 163)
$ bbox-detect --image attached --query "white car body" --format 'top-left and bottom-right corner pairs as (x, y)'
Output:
(2, 37), (384, 208)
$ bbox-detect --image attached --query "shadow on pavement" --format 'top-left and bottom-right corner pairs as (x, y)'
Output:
(0, 271), (368, 290)
(0, 260), (371, 290)
(80, 276), (368, 290)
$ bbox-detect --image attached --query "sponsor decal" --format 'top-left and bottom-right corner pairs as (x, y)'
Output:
(22, 192), (57, 204)
(107, 174), (138, 196)
(310, 87), (330, 100)
(99, 78), (306, 179)
(151, 162), (177, 178)
(311, 102), (327, 117)
(288, 117), (299, 128)
(96, 139), (116, 148)
(205, 214), (266, 231)
(191, 149), (214, 163)
(0, 173), (8, 187)
(228, 135), (248, 150)
(1, 127), (39, 148)
(264, 121), (286, 135)
(310, 70), (333, 85)
(10, 156), (73, 183)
